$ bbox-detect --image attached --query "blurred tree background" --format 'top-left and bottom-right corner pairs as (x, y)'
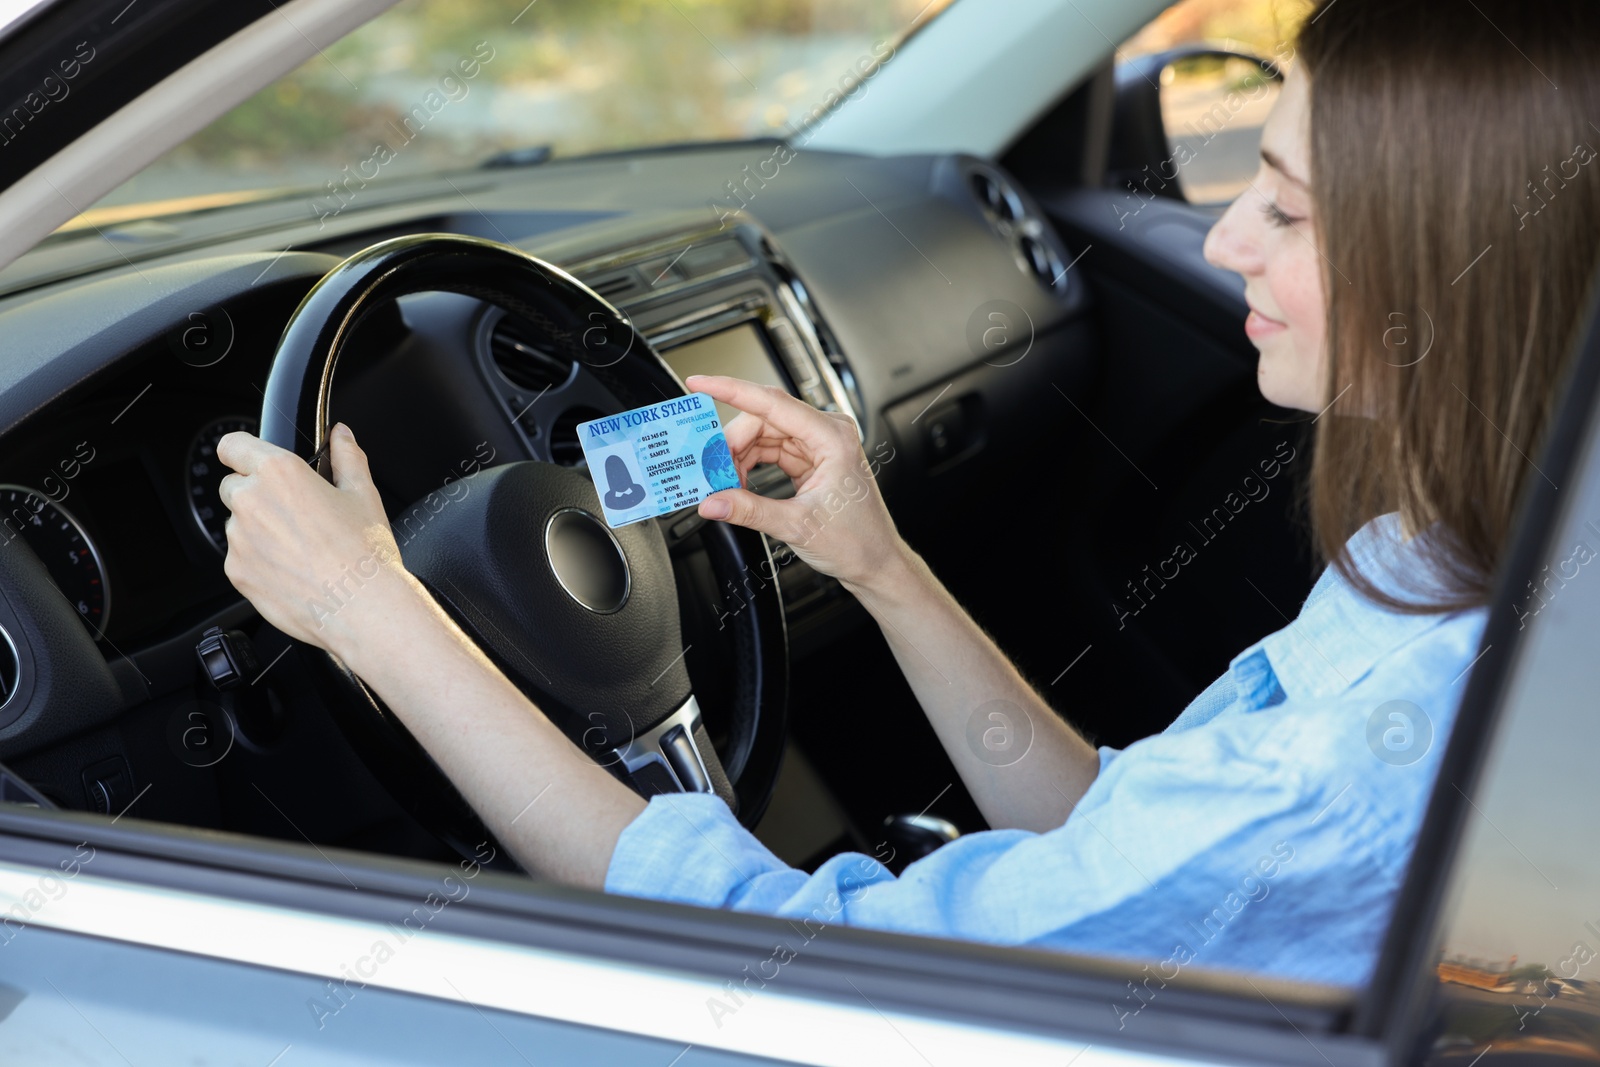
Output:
(1123, 0), (1312, 59)
(93, 0), (1312, 212)
(101, 0), (948, 207)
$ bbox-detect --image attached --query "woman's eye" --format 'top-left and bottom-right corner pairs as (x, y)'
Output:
(1258, 200), (1299, 228)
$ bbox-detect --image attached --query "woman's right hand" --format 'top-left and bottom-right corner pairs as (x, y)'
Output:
(687, 374), (903, 594)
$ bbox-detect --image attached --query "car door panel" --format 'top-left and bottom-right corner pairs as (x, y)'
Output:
(0, 920), (765, 1066)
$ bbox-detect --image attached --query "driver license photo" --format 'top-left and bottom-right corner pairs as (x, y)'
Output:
(577, 392), (740, 527)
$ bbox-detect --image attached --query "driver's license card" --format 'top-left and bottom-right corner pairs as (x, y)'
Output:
(577, 393), (740, 528)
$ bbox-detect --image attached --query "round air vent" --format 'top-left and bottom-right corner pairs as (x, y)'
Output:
(488, 313), (576, 394)
(971, 171), (1023, 224)
(967, 164), (1075, 298)
(1019, 233), (1065, 289)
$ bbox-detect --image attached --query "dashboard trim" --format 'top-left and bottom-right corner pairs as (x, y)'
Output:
(584, 222), (863, 424)
(0, 624), (19, 715)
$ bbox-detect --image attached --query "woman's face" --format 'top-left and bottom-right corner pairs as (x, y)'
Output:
(1202, 65), (1328, 413)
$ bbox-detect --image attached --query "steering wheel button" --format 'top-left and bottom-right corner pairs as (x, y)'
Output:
(629, 758), (682, 798)
(661, 725), (712, 793)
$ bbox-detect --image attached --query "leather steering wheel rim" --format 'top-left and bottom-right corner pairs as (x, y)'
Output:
(257, 233), (787, 860)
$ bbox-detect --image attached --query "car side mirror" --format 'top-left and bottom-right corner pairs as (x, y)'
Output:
(1108, 45), (1284, 208)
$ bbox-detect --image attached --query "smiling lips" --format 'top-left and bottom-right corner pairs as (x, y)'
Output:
(1245, 305), (1287, 340)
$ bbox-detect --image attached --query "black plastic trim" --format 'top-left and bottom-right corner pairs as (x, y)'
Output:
(1038, 186), (1246, 351)
(0, 0), (278, 188)
(1001, 60), (1115, 191)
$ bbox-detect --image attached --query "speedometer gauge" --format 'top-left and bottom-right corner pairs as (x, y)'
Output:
(0, 484), (110, 636)
(187, 415), (257, 553)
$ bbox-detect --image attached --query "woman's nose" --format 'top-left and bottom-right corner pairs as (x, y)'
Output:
(1203, 190), (1264, 277)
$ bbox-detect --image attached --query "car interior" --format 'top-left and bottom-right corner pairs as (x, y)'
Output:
(15, 4), (1600, 1066)
(0, 0), (1322, 894)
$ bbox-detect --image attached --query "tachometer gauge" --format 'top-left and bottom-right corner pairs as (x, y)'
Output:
(187, 415), (257, 553)
(0, 484), (110, 636)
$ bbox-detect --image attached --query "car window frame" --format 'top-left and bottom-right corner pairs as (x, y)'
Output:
(0, 800), (1359, 1064)
(0, 0), (282, 186)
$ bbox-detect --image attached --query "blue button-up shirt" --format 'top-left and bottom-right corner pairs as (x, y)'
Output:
(604, 515), (1488, 988)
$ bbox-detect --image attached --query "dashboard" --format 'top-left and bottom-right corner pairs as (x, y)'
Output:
(0, 313), (287, 649)
(0, 145), (1097, 778)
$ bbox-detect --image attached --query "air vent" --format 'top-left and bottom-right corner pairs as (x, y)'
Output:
(967, 163), (1073, 297)
(971, 171), (1023, 224)
(1019, 234), (1065, 289)
(489, 313), (576, 393)
(580, 268), (645, 304)
(551, 406), (604, 467)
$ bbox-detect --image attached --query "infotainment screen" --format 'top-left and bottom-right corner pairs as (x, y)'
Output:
(660, 323), (790, 427)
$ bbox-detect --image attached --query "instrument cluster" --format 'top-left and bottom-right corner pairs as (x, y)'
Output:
(2, 394), (265, 649)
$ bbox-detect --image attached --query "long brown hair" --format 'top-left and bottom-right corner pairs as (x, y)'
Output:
(1297, 0), (1600, 611)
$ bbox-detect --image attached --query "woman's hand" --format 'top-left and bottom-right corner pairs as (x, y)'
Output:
(688, 374), (905, 594)
(221, 423), (648, 886)
(690, 376), (1100, 832)
(216, 423), (416, 659)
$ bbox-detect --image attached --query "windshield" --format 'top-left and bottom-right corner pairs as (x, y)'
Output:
(70, 0), (953, 232)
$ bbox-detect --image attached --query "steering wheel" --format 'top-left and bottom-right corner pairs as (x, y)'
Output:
(257, 234), (788, 863)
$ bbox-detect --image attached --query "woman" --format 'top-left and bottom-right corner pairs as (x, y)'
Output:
(216, 0), (1600, 986)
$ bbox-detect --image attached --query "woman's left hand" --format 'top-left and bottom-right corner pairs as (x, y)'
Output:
(217, 423), (414, 657)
